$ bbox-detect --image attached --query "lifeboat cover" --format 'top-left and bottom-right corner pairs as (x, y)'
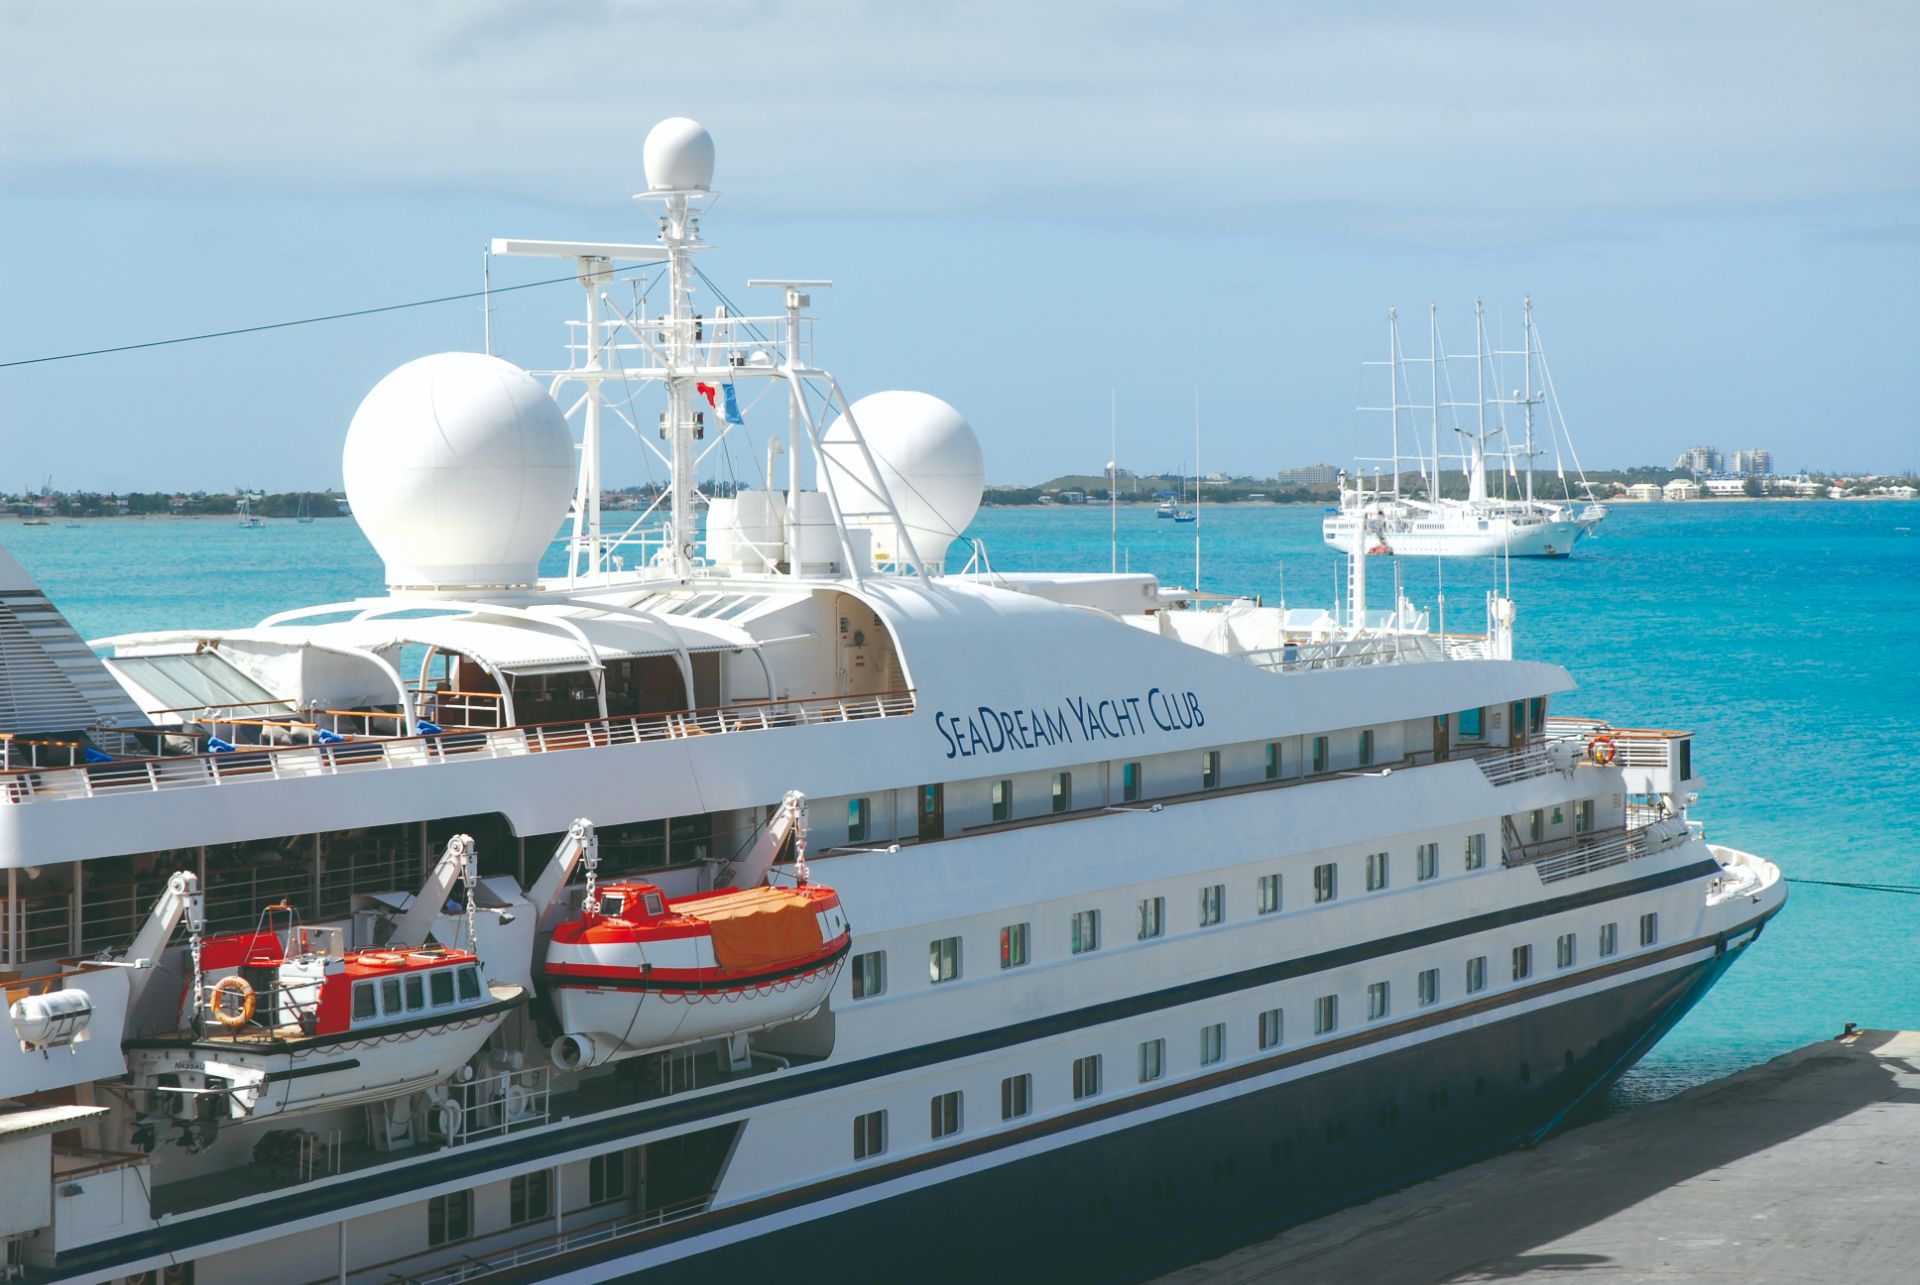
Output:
(685, 888), (824, 970)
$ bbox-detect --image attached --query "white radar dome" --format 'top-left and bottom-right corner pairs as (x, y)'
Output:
(343, 353), (575, 590)
(643, 117), (715, 192)
(820, 391), (985, 571)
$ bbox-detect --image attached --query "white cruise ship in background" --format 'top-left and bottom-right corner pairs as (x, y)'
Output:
(0, 120), (1781, 1285)
(1323, 298), (1610, 559)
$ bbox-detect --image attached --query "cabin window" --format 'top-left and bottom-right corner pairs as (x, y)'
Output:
(1557, 933), (1576, 969)
(510, 1170), (552, 1226)
(848, 798), (871, 844)
(1367, 982), (1390, 1021)
(1529, 810), (1545, 843)
(854, 1110), (887, 1160)
(1313, 863), (1337, 903)
(930, 1091), (963, 1140)
(1417, 842), (1439, 881)
(1122, 761), (1142, 802)
(600, 893), (626, 918)
(1258, 1008), (1283, 1050)
(1677, 738), (1693, 780)
(1070, 910), (1100, 954)
(1512, 945), (1533, 981)
(1072, 1054), (1103, 1100)
(1137, 896), (1165, 941)
(1528, 697), (1545, 734)
(1264, 742), (1281, 780)
(458, 967), (481, 1001)
(1051, 772), (1072, 813)
(405, 975), (425, 1011)
(919, 785), (945, 842)
(1465, 833), (1487, 871)
(1000, 923), (1030, 969)
(1202, 750), (1222, 790)
(992, 779), (1012, 823)
(1001, 1074), (1032, 1120)
(1575, 799), (1595, 835)
(643, 892), (665, 916)
(430, 969), (455, 1007)
(380, 977), (402, 1015)
(852, 950), (886, 998)
(1511, 702), (1527, 739)
(588, 1150), (631, 1203)
(1200, 1022), (1226, 1066)
(352, 981), (376, 1023)
(1467, 956), (1487, 993)
(1640, 913), (1659, 947)
(929, 936), (961, 984)
(1418, 968), (1438, 1007)
(1358, 730), (1375, 766)
(1314, 994), (1338, 1035)
(427, 1190), (473, 1246)
(1199, 884), (1225, 927)
(1257, 873), (1282, 915)
(1459, 708), (1485, 739)
(1600, 923), (1619, 957)
(1312, 736), (1329, 774)
(1139, 1038), (1166, 1084)
(1365, 851), (1389, 891)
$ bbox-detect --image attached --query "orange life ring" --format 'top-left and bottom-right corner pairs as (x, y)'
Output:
(359, 950), (405, 967)
(1588, 735), (1618, 766)
(210, 975), (256, 1030)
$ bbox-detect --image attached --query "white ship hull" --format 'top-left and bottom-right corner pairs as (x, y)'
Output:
(1324, 511), (1591, 558)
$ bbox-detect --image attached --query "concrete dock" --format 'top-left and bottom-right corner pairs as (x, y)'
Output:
(1155, 1028), (1920, 1284)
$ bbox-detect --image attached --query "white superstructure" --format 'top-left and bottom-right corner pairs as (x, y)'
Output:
(0, 121), (1780, 1285)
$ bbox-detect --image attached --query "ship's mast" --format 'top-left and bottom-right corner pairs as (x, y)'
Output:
(1469, 297), (1489, 506)
(1521, 294), (1537, 505)
(659, 190), (701, 580)
(1387, 308), (1401, 500)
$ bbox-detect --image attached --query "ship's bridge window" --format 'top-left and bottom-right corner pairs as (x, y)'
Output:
(458, 967), (481, 1002)
(430, 969), (455, 1007)
(352, 981), (376, 1022)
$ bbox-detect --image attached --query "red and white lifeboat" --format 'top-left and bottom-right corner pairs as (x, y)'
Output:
(543, 879), (850, 1070)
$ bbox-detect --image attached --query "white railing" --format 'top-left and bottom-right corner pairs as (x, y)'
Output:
(1473, 736), (1584, 787)
(1525, 819), (1692, 884)
(566, 311), (815, 378)
(345, 1195), (713, 1285)
(1244, 632), (1450, 675)
(0, 690), (916, 807)
(1545, 717), (1680, 770)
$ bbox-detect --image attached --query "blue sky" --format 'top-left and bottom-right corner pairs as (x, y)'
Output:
(1, 0), (1915, 489)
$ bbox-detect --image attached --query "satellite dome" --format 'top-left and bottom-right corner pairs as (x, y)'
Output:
(643, 117), (715, 192)
(820, 391), (985, 571)
(342, 353), (574, 590)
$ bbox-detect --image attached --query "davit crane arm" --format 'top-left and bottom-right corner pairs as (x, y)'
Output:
(390, 834), (477, 950)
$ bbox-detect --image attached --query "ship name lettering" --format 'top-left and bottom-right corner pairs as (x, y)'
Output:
(935, 691), (1203, 760)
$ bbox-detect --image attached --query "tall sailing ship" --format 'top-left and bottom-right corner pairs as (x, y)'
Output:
(1323, 298), (1610, 559)
(0, 120), (1781, 1284)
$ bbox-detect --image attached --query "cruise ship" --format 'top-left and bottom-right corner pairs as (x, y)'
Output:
(0, 120), (1783, 1285)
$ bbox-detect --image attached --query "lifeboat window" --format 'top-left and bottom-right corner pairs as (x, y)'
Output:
(352, 981), (376, 1022)
(430, 969), (455, 1007)
(600, 893), (625, 918)
(458, 967), (481, 1001)
(643, 892), (665, 917)
(405, 975), (425, 1011)
(380, 977), (402, 1014)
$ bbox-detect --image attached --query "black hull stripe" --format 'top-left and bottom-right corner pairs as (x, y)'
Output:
(59, 857), (1738, 1278)
(543, 940), (852, 994)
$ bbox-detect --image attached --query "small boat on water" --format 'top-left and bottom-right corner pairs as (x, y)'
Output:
(237, 497), (265, 528)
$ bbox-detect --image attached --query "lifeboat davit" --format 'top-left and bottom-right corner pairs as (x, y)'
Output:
(543, 880), (850, 1070)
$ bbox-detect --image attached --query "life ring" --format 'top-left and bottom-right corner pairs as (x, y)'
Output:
(1588, 735), (1618, 766)
(210, 975), (256, 1029)
(359, 951), (405, 967)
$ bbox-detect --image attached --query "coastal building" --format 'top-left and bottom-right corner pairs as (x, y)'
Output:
(1663, 478), (1703, 501)
(1625, 483), (1664, 502)
(1728, 449), (1774, 477)
(1675, 446), (1723, 478)
(1275, 463), (1339, 489)
(1703, 478), (1748, 498)
(1778, 476), (1826, 497)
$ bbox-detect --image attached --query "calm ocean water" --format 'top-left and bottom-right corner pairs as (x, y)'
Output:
(5, 499), (1915, 1107)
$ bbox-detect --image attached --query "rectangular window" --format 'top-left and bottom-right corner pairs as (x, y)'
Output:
(1640, 912), (1659, 947)
(1258, 1007), (1283, 1050)
(1511, 701), (1527, 740)
(1312, 735), (1329, 774)
(1465, 832), (1487, 871)
(1677, 738), (1693, 780)
(1257, 873), (1282, 915)
(458, 967), (480, 1001)
(1139, 1037), (1165, 1083)
(1600, 922), (1619, 957)
(427, 1190), (473, 1247)
(1313, 863), (1337, 903)
(1122, 761), (1142, 802)
(588, 1150), (629, 1204)
(919, 783), (945, 841)
(1529, 696), (1545, 733)
(1466, 955), (1487, 994)
(1512, 944), (1533, 981)
(1575, 798), (1595, 835)
(1051, 772), (1072, 813)
(1138, 896), (1165, 940)
(991, 779), (1012, 823)
(1418, 967), (1438, 1007)
(851, 950), (886, 999)
(1365, 851), (1389, 892)
(853, 1109), (887, 1160)
(405, 974), (425, 1011)
(1358, 729), (1375, 766)
(929, 936), (961, 984)
(380, 977), (402, 1015)
(1000, 923), (1030, 969)
(1202, 750), (1221, 790)
(510, 1170), (552, 1227)
(430, 969), (454, 1007)
(1265, 742), (1281, 780)
(1200, 1021), (1226, 1065)
(930, 1090), (962, 1140)
(1367, 981), (1389, 1021)
(848, 797), (870, 843)
(352, 981), (376, 1023)
(1417, 842), (1439, 882)
(1314, 994), (1338, 1035)
(1000, 1073), (1031, 1121)
(1070, 909), (1100, 954)
(1557, 932), (1576, 969)
(1072, 1054), (1103, 1100)
(1529, 809), (1545, 843)
(1199, 883), (1225, 927)
(1459, 707), (1485, 738)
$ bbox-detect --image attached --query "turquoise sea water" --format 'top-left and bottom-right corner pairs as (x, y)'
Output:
(4, 500), (1916, 1106)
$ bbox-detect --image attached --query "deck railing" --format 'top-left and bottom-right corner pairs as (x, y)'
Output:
(1512, 818), (1693, 884)
(0, 689), (916, 807)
